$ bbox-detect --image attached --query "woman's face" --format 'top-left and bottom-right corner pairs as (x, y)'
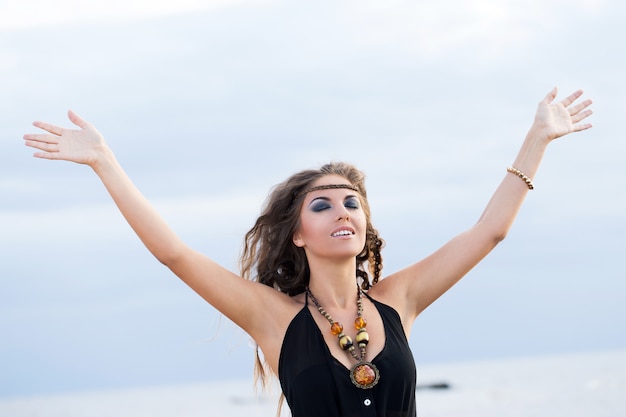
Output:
(293, 174), (367, 261)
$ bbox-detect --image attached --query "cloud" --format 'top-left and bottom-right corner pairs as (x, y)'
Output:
(0, 178), (40, 193)
(336, 0), (611, 62)
(0, 0), (277, 29)
(0, 191), (264, 244)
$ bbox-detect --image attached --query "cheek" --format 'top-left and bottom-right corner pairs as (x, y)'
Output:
(294, 215), (320, 243)
(355, 213), (367, 230)
(358, 217), (369, 243)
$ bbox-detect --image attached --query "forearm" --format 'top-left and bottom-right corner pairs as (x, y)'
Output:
(477, 88), (593, 240)
(92, 148), (185, 265)
(477, 126), (550, 240)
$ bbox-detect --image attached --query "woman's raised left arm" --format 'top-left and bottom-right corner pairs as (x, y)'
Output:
(375, 87), (593, 324)
(472, 87), (592, 246)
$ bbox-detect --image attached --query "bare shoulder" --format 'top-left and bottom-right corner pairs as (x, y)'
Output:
(366, 270), (418, 332)
(367, 266), (418, 304)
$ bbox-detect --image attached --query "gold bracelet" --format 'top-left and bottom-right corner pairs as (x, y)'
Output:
(506, 166), (534, 190)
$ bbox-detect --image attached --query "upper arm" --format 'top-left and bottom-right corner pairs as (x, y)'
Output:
(374, 222), (502, 326)
(166, 245), (293, 343)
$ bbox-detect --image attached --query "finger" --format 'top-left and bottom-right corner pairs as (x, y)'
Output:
(25, 139), (59, 153)
(32, 150), (61, 160)
(560, 89), (584, 108)
(543, 86), (558, 103)
(23, 133), (60, 144)
(68, 110), (91, 129)
(24, 140), (59, 159)
(571, 109), (593, 124)
(573, 122), (592, 133)
(33, 121), (64, 136)
(568, 99), (593, 116)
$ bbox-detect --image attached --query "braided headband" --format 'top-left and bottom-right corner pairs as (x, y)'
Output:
(296, 183), (360, 199)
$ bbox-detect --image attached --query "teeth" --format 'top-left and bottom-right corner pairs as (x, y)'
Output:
(332, 230), (353, 237)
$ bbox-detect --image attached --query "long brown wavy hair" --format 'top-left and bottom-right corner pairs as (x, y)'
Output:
(239, 162), (385, 390)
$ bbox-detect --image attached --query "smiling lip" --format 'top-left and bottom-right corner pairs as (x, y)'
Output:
(331, 227), (355, 237)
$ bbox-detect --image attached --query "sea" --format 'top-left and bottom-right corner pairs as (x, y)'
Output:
(1, 349), (624, 417)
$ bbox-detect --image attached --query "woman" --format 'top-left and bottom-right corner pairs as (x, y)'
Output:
(23, 87), (592, 416)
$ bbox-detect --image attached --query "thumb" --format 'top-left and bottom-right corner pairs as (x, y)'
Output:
(67, 109), (91, 129)
(543, 86), (558, 104)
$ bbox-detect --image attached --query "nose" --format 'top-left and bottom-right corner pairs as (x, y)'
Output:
(337, 206), (350, 221)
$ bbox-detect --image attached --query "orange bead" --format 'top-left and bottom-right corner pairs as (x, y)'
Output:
(330, 322), (343, 335)
(354, 317), (367, 329)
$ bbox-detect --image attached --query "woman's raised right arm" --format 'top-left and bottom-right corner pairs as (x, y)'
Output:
(22, 111), (291, 345)
(25, 110), (191, 266)
(25, 110), (213, 269)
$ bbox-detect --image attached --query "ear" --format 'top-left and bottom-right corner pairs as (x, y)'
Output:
(293, 230), (305, 248)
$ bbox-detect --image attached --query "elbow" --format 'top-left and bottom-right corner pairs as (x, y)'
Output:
(475, 220), (509, 246)
(156, 255), (172, 267)
(493, 229), (508, 244)
(492, 233), (507, 246)
(153, 242), (188, 268)
(487, 223), (511, 245)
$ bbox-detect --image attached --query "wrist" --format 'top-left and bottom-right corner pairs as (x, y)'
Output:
(91, 145), (117, 174)
(527, 122), (558, 144)
(510, 126), (550, 180)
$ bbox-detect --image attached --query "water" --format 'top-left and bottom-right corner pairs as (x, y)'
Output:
(1, 350), (624, 416)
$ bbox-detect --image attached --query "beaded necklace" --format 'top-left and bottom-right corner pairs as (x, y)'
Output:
(306, 286), (380, 389)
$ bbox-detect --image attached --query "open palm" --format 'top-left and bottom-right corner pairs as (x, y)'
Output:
(534, 88), (593, 141)
(23, 110), (107, 166)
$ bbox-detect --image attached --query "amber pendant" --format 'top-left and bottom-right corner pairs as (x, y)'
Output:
(350, 361), (380, 389)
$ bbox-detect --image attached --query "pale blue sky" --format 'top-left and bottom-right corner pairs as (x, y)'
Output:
(1, 0), (625, 399)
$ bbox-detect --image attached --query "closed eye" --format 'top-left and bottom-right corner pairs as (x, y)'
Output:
(344, 196), (360, 210)
(311, 201), (331, 212)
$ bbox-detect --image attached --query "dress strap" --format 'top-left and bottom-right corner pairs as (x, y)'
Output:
(362, 289), (375, 303)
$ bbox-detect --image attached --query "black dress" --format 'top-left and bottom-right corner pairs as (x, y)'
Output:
(278, 293), (417, 417)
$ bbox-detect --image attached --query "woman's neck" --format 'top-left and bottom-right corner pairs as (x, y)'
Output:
(307, 259), (358, 309)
